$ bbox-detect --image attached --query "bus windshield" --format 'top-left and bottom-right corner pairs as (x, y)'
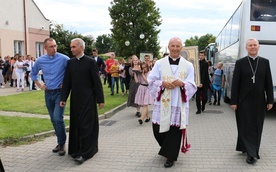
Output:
(251, 0), (276, 21)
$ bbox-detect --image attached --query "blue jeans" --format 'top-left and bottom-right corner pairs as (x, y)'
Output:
(111, 77), (119, 94)
(119, 76), (126, 93)
(45, 91), (66, 145)
(213, 89), (222, 103)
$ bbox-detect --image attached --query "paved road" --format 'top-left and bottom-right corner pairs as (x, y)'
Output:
(1, 87), (276, 171)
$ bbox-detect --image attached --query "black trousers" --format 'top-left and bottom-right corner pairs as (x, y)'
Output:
(107, 74), (112, 88)
(152, 124), (182, 161)
(25, 71), (30, 86)
(196, 86), (208, 111)
(0, 158), (5, 172)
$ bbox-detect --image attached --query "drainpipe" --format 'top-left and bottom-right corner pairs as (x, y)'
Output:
(23, 0), (28, 56)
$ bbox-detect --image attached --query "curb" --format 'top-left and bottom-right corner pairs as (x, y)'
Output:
(99, 102), (127, 120)
(0, 102), (127, 146)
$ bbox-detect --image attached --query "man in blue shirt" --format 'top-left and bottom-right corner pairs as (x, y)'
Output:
(30, 38), (69, 156)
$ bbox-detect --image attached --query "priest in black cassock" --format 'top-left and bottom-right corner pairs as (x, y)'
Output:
(0, 158), (5, 172)
(60, 38), (104, 164)
(231, 38), (273, 164)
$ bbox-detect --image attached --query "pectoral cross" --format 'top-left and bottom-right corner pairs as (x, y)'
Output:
(252, 75), (255, 83)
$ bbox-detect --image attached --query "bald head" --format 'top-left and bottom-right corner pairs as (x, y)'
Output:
(168, 37), (183, 58)
(168, 37), (183, 46)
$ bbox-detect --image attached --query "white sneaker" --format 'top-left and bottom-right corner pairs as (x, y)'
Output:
(0, 85), (4, 88)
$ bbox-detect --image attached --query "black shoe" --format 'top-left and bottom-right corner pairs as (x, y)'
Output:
(138, 119), (143, 125)
(164, 159), (174, 168)
(135, 112), (141, 117)
(74, 156), (85, 164)
(217, 102), (220, 106)
(246, 156), (256, 164)
(196, 110), (201, 114)
(209, 101), (212, 105)
(145, 118), (150, 122)
(110, 93), (114, 95)
(52, 145), (59, 153)
(213, 101), (217, 105)
(58, 144), (66, 156)
(202, 105), (205, 112)
(70, 153), (78, 158)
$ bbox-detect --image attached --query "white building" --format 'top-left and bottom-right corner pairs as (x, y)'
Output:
(0, 0), (49, 58)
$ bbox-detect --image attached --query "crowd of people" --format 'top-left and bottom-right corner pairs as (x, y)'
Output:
(0, 54), (40, 91)
(0, 37), (273, 169)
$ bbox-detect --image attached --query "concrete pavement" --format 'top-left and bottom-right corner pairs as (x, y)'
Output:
(1, 87), (276, 171)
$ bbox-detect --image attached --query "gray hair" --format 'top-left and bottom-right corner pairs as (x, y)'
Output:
(71, 38), (85, 49)
(246, 38), (259, 45)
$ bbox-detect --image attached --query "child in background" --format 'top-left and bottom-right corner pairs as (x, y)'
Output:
(134, 62), (153, 125)
(110, 59), (120, 95)
(212, 62), (225, 105)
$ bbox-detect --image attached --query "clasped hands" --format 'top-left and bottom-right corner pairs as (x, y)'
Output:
(163, 79), (183, 89)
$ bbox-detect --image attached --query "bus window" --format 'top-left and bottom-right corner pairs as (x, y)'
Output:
(251, 0), (276, 21)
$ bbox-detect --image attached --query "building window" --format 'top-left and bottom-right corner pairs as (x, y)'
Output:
(36, 42), (44, 58)
(14, 41), (24, 55)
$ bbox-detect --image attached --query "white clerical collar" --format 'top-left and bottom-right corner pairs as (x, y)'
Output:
(76, 54), (85, 60)
(47, 53), (55, 58)
(169, 56), (180, 61)
(248, 55), (258, 60)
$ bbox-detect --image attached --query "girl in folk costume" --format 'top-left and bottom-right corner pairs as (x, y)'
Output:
(134, 62), (153, 125)
(127, 55), (141, 117)
(148, 37), (197, 168)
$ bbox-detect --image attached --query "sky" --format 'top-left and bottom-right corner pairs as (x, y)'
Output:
(34, 0), (242, 53)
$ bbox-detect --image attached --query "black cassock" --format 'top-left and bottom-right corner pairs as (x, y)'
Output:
(61, 55), (104, 160)
(231, 56), (273, 159)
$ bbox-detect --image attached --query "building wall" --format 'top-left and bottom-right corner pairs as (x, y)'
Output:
(0, 0), (49, 58)
(0, 29), (25, 57)
(28, 28), (49, 57)
(0, 0), (25, 32)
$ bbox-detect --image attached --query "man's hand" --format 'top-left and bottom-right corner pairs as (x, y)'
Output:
(172, 79), (183, 87)
(267, 104), (273, 111)
(231, 105), (237, 111)
(162, 81), (175, 89)
(98, 103), (104, 109)
(197, 83), (203, 88)
(60, 101), (66, 107)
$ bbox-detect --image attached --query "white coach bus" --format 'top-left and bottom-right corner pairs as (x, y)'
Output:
(214, 0), (276, 103)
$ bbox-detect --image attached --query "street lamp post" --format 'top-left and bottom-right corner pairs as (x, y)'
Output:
(125, 33), (145, 56)
(125, 40), (130, 47)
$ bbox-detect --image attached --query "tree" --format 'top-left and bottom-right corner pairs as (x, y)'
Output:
(109, 0), (162, 58)
(184, 34), (216, 51)
(95, 34), (114, 54)
(50, 22), (94, 57)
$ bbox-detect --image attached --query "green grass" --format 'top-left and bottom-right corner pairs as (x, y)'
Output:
(0, 116), (69, 139)
(0, 82), (127, 145)
(0, 116), (70, 145)
(0, 83), (128, 115)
